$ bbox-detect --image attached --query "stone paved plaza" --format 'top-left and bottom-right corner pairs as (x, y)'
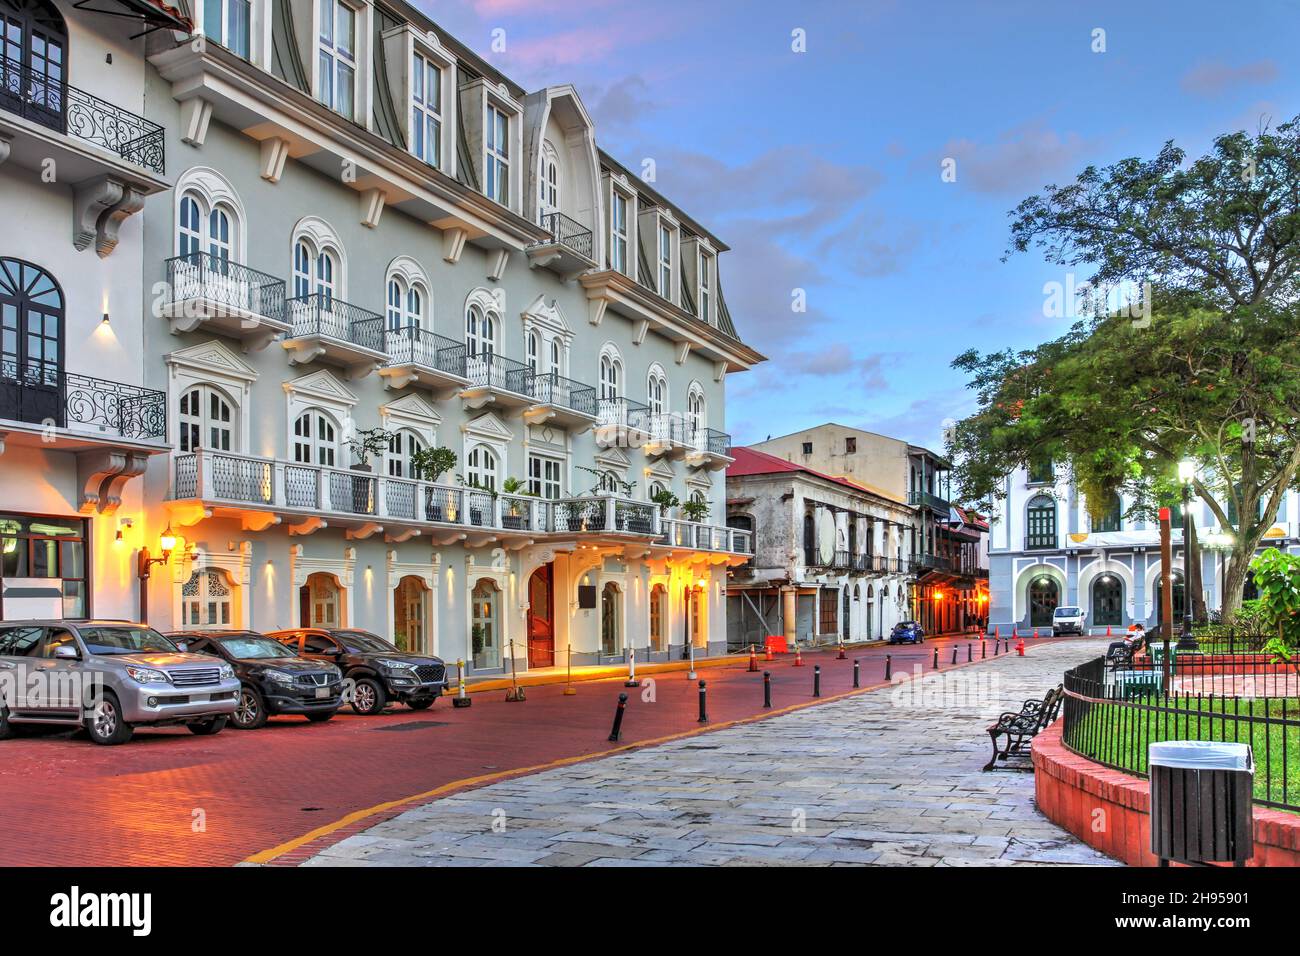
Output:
(305, 640), (1119, 867)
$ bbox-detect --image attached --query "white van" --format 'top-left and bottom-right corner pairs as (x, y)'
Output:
(1052, 606), (1087, 636)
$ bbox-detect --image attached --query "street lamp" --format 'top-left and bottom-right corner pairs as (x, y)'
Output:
(1175, 460), (1199, 651)
(137, 523), (178, 625)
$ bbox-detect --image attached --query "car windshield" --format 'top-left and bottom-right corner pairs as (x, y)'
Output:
(218, 637), (296, 660)
(1054, 607), (1082, 617)
(80, 626), (178, 655)
(337, 630), (398, 654)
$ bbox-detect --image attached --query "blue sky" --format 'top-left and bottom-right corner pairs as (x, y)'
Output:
(415, 0), (1299, 450)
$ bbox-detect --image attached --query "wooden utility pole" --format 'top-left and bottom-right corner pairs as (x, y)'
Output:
(1159, 507), (1173, 694)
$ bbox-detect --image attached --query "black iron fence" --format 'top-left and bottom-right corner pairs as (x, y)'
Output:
(286, 294), (386, 353)
(1062, 653), (1300, 812)
(530, 370), (597, 416)
(538, 211), (594, 260)
(384, 325), (466, 379)
(0, 361), (165, 440)
(164, 252), (286, 322)
(0, 54), (165, 173)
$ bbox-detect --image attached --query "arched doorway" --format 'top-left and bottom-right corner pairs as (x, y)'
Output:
(600, 581), (621, 657)
(471, 578), (500, 669)
(649, 583), (668, 653)
(393, 575), (428, 653)
(0, 258), (64, 426)
(1091, 574), (1123, 626)
(1028, 576), (1059, 628)
(1154, 573), (1186, 627)
(0, 0), (67, 132)
(841, 588), (850, 641)
(527, 565), (554, 668)
(299, 571), (342, 627)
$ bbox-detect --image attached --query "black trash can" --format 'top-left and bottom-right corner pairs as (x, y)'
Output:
(1148, 741), (1254, 866)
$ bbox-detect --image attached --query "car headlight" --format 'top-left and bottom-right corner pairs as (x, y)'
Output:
(264, 669), (297, 685)
(219, 663), (236, 681)
(125, 666), (171, 685)
(377, 658), (415, 671)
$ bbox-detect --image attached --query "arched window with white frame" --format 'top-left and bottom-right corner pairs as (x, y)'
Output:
(181, 567), (234, 627)
(290, 219), (344, 305)
(386, 276), (425, 332)
(178, 383), (236, 453)
(293, 408), (339, 467)
(539, 140), (560, 225)
(647, 368), (667, 416)
(526, 330), (540, 374)
(465, 443), (499, 492)
(466, 304), (498, 356)
(687, 386), (706, 440)
(386, 428), (426, 478)
(599, 351), (621, 400)
(549, 338), (562, 375)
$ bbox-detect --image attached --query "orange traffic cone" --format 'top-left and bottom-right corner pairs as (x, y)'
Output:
(1016, 637), (1026, 656)
(837, 639), (846, 660)
(994, 625), (1001, 640)
(1011, 626), (1018, 641)
(793, 645), (805, 667)
(1106, 624), (1112, 637)
(747, 644), (759, 672)
(764, 641), (774, 662)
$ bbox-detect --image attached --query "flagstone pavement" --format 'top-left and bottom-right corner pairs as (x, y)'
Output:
(305, 639), (1120, 867)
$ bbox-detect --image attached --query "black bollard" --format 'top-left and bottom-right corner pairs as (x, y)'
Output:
(982, 640), (987, 660)
(813, 664), (821, 697)
(884, 654), (892, 681)
(853, 659), (860, 688)
(967, 643), (973, 663)
(763, 671), (772, 708)
(933, 647), (940, 669)
(608, 692), (628, 742)
(994, 639), (1000, 656)
(697, 680), (708, 723)
(951, 646), (958, 665)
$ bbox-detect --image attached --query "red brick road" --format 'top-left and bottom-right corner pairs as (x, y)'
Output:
(0, 633), (1053, 866)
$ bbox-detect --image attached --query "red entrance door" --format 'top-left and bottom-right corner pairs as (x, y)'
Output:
(527, 566), (554, 668)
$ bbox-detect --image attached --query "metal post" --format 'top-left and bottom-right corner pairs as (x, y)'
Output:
(933, 647), (940, 669)
(813, 664), (821, 698)
(608, 692), (628, 741)
(967, 643), (972, 662)
(763, 670), (772, 708)
(505, 639), (526, 701)
(453, 658), (471, 708)
(951, 646), (958, 665)
(982, 640), (987, 659)
(563, 641), (576, 696)
(853, 659), (860, 688)
(697, 680), (708, 722)
(884, 654), (892, 681)
(1176, 481), (1199, 652)
(625, 646), (639, 688)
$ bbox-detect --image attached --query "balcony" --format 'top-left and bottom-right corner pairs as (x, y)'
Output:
(908, 490), (951, 515)
(159, 253), (289, 349)
(283, 295), (388, 378)
(524, 371), (598, 430)
(0, 362), (166, 447)
(459, 351), (538, 411)
(0, 54), (165, 177)
(1024, 535), (1059, 552)
(595, 397), (652, 449)
(684, 426), (733, 471)
(642, 412), (694, 461)
(377, 326), (469, 395)
(528, 211), (596, 279)
(167, 449), (751, 556)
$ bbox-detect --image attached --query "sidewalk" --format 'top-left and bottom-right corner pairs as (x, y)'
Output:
(304, 637), (1119, 867)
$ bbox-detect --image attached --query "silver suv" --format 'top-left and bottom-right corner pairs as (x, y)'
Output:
(0, 620), (240, 745)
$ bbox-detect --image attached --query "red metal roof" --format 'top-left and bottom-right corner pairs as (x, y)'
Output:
(727, 446), (885, 497)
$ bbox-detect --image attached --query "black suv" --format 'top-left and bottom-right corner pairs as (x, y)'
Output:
(266, 628), (446, 715)
(170, 630), (344, 729)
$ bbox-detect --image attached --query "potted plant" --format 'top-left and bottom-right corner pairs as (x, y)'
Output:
(458, 474), (497, 526)
(682, 497), (711, 523)
(412, 446), (458, 521)
(345, 427), (393, 513)
(500, 477), (537, 530)
(650, 488), (680, 512)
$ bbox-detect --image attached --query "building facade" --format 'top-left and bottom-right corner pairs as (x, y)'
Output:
(0, 0), (185, 621)
(749, 424), (989, 636)
(0, 0), (764, 675)
(725, 447), (913, 648)
(984, 463), (1289, 634)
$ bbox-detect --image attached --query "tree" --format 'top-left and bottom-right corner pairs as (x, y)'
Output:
(950, 116), (1300, 623)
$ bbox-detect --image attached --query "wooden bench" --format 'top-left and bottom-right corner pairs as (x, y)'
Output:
(983, 685), (1063, 772)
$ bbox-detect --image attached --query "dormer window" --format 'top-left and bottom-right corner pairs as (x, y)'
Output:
(318, 0), (357, 117)
(698, 251), (713, 323)
(410, 51), (441, 167)
(203, 0), (251, 59)
(539, 141), (560, 224)
(611, 191), (629, 273)
(485, 104), (510, 205)
(658, 222), (673, 297)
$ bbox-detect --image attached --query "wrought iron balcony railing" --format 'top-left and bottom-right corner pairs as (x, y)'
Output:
(163, 252), (286, 322)
(463, 350), (536, 398)
(383, 325), (467, 378)
(285, 294), (386, 353)
(697, 426), (732, 457)
(907, 490), (951, 513)
(0, 54), (166, 174)
(537, 211), (594, 260)
(0, 360), (166, 440)
(529, 370), (597, 417)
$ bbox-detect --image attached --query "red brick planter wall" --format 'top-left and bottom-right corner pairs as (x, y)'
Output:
(1032, 722), (1300, 866)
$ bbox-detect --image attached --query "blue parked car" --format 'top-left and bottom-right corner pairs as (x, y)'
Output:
(889, 621), (925, 644)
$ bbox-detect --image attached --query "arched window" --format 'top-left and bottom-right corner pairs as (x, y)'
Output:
(385, 275), (425, 332)
(178, 383), (235, 452)
(385, 429), (426, 478)
(599, 352), (621, 400)
(1026, 495), (1057, 550)
(649, 583), (667, 652)
(1090, 493), (1122, 533)
(1155, 572), (1187, 627)
(526, 330), (540, 373)
(687, 387), (706, 438)
(293, 409), (338, 466)
(1091, 573), (1123, 626)
(465, 443), (498, 492)
(803, 512), (815, 564)
(601, 581), (621, 657)
(471, 578), (500, 669)
(177, 190), (234, 264)
(304, 571), (340, 627)
(1029, 576), (1059, 627)
(293, 237), (339, 303)
(3, 0), (66, 131)
(181, 567), (234, 627)
(0, 258), (63, 426)
(466, 304), (497, 356)
(549, 338), (562, 374)
(538, 140), (560, 223)
(647, 369), (666, 416)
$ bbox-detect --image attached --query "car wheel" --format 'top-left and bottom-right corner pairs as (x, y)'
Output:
(305, 710), (336, 723)
(86, 692), (134, 746)
(232, 686), (268, 730)
(188, 716), (228, 736)
(406, 698), (435, 710)
(350, 678), (387, 716)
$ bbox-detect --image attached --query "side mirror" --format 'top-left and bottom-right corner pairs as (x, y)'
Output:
(53, 644), (79, 660)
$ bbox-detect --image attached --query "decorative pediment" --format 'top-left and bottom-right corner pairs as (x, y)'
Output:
(686, 469), (713, 490)
(381, 391), (441, 427)
(166, 338), (259, 385)
(521, 293), (573, 338)
(646, 458), (675, 481)
(283, 368), (358, 408)
(594, 445), (631, 472)
(462, 411), (514, 443)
